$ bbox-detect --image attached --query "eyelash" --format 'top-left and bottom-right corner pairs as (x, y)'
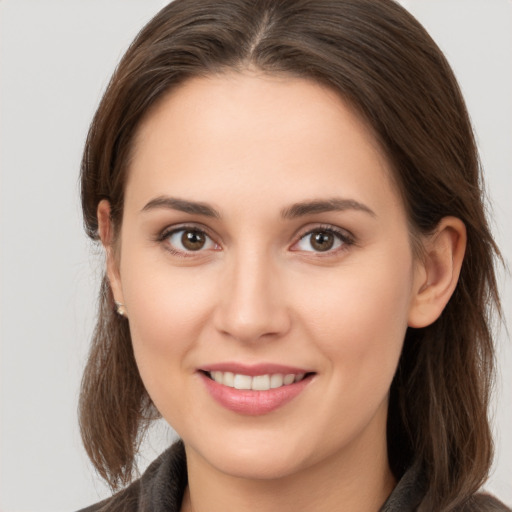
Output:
(156, 224), (219, 258)
(156, 224), (355, 258)
(292, 225), (355, 256)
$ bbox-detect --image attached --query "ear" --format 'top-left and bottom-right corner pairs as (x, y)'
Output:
(408, 217), (467, 328)
(97, 199), (126, 312)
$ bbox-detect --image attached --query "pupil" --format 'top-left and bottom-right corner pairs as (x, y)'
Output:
(182, 230), (205, 251)
(312, 232), (334, 251)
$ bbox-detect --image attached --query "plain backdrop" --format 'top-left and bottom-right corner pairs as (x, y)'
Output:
(0, 1), (510, 510)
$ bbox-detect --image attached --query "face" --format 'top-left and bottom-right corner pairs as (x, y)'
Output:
(107, 72), (427, 481)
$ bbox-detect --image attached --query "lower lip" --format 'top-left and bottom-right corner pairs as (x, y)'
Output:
(200, 372), (313, 415)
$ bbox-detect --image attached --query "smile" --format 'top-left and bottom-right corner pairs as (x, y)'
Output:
(199, 364), (315, 415)
(207, 371), (307, 391)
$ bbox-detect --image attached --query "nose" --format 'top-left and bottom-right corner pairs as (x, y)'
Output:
(213, 249), (291, 344)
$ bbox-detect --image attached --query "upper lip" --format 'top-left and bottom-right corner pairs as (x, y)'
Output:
(199, 362), (314, 376)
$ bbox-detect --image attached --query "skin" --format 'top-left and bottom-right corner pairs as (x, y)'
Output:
(98, 72), (466, 512)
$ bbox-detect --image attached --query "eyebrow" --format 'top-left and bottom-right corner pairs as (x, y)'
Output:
(141, 196), (221, 218)
(141, 195), (375, 219)
(281, 198), (376, 219)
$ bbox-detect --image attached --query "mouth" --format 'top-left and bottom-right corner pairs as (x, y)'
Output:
(198, 364), (316, 415)
(202, 370), (312, 391)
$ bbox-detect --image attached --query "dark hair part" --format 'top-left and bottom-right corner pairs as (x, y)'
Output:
(79, 0), (501, 509)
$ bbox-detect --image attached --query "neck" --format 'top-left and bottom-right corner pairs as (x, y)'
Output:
(181, 418), (396, 512)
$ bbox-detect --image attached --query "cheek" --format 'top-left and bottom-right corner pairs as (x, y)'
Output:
(119, 253), (219, 391)
(298, 249), (414, 383)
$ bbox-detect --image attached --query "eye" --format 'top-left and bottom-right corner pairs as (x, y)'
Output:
(293, 228), (352, 253)
(164, 228), (218, 254)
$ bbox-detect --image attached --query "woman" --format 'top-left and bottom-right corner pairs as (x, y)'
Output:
(77, 1), (509, 510)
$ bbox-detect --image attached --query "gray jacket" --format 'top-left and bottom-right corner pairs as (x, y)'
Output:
(78, 441), (510, 512)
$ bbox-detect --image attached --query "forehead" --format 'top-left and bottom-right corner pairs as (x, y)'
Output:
(126, 71), (402, 217)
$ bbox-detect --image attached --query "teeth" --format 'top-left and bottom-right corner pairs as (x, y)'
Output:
(252, 375), (270, 391)
(270, 374), (284, 388)
(208, 371), (307, 390)
(233, 374), (252, 390)
(283, 374), (295, 385)
(223, 371), (234, 387)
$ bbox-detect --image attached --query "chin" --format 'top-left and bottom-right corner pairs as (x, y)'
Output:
(186, 435), (313, 481)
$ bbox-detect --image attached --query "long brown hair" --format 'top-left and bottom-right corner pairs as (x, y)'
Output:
(79, 1), (502, 509)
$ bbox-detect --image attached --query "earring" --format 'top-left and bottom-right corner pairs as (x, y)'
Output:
(114, 300), (127, 317)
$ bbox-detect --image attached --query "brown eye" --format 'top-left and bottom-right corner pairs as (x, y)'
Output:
(293, 228), (350, 253)
(165, 228), (217, 254)
(310, 231), (335, 251)
(181, 230), (206, 251)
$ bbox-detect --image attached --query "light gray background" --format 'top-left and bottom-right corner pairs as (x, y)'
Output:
(0, 1), (510, 510)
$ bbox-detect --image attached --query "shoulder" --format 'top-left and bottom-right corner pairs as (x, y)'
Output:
(460, 493), (512, 512)
(381, 461), (511, 512)
(76, 441), (188, 512)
